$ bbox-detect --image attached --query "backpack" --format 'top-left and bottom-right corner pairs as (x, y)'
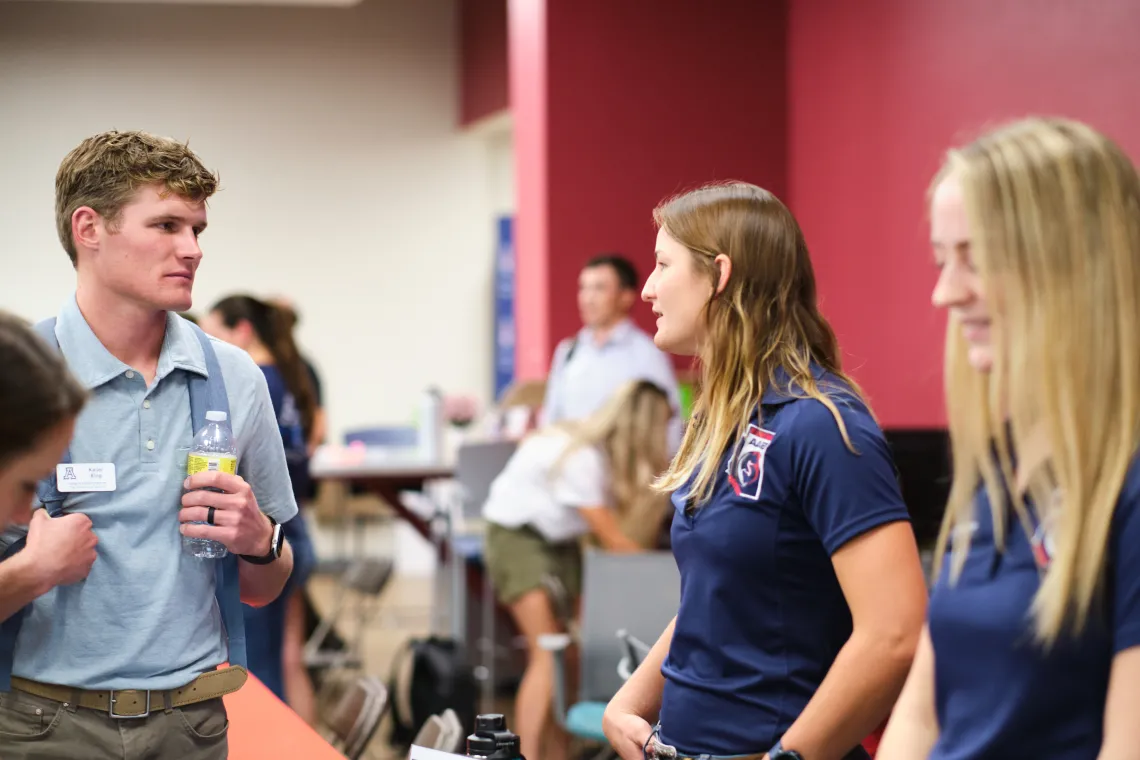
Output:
(0, 317), (248, 691)
(387, 635), (478, 748)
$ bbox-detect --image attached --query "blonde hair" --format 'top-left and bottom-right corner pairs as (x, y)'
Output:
(551, 380), (672, 547)
(934, 117), (1140, 647)
(652, 181), (866, 505)
(55, 130), (220, 266)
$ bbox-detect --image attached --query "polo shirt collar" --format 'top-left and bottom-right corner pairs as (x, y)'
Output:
(56, 294), (208, 390)
(761, 361), (829, 406)
(579, 318), (636, 348)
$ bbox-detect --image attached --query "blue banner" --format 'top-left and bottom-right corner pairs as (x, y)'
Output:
(493, 215), (515, 400)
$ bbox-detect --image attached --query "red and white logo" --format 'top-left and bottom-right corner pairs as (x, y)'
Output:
(727, 424), (776, 501)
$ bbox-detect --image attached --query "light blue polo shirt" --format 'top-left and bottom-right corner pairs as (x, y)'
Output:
(540, 319), (683, 451)
(4, 295), (298, 691)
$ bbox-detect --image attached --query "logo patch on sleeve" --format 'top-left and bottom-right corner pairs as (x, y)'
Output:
(726, 424), (776, 501)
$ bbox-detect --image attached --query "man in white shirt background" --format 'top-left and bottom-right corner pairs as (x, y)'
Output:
(540, 254), (682, 452)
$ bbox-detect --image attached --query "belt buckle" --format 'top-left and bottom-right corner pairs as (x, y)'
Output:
(108, 690), (151, 719)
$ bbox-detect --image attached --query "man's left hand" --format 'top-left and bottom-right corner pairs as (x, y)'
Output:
(179, 471), (272, 557)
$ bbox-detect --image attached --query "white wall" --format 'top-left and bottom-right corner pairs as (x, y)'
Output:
(0, 0), (511, 439)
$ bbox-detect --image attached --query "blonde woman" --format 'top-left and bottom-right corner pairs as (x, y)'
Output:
(602, 182), (928, 760)
(877, 118), (1140, 759)
(483, 379), (673, 760)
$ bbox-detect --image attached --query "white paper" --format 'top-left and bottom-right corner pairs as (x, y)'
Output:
(408, 746), (470, 760)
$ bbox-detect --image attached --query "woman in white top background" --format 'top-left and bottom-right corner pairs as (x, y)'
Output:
(483, 379), (673, 760)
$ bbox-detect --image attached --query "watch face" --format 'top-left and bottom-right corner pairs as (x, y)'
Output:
(271, 523), (283, 557)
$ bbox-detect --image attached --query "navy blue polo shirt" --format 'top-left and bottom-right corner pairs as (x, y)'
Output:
(657, 368), (910, 755)
(928, 462), (1140, 759)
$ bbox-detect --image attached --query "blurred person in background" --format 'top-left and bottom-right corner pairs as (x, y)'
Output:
(202, 295), (319, 724)
(269, 296), (327, 456)
(483, 379), (674, 760)
(0, 311), (94, 623)
(541, 254), (683, 452)
(604, 182), (927, 760)
(878, 117), (1140, 759)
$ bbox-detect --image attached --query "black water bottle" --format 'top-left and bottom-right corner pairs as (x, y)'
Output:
(466, 713), (526, 760)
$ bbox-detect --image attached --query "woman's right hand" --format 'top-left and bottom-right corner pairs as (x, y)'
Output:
(603, 707), (654, 760)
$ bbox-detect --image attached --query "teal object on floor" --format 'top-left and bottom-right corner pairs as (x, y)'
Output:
(565, 701), (609, 743)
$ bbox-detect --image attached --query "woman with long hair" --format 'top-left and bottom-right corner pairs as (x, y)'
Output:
(201, 295), (319, 723)
(0, 311), (87, 527)
(878, 118), (1140, 758)
(483, 379), (674, 760)
(603, 182), (928, 760)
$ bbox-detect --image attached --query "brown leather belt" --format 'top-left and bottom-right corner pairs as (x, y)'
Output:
(10, 666), (248, 719)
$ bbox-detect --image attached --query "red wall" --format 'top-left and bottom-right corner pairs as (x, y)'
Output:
(788, 0), (1140, 427)
(511, 0), (788, 378)
(460, 0), (509, 125)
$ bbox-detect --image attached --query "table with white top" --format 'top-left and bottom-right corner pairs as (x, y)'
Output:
(309, 444), (514, 712)
(308, 444), (482, 638)
(309, 444), (455, 540)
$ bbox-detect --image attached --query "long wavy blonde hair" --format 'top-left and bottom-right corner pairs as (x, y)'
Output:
(933, 117), (1140, 647)
(652, 182), (866, 505)
(551, 380), (673, 547)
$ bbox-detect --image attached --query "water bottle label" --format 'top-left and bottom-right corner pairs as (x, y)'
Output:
(187, 454), (237, 476)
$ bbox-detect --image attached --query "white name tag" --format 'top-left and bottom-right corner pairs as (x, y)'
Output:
(56, 463), (117, 492)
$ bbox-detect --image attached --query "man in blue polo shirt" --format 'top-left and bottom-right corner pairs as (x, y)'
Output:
(0, 130), (297, 759)
(541, 254), (682, 452)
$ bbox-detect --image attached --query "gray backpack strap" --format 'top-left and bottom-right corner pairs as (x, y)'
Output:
(30, 319), (70, 517)
(186, 324), (247, 671)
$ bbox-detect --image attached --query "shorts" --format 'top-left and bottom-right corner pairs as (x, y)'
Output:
(485, 523), (582, 610)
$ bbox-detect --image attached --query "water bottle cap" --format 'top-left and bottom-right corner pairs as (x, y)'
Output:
(205, 411), (228, 422)
(465, 734), (496, 756)
(475, 714), (506, 731)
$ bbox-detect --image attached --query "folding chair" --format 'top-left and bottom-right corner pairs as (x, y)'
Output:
(320, 675), (389, 760)
(305, 557), (396, 671)
(539, 549), (679, 758)
(437, 708), (466, 752)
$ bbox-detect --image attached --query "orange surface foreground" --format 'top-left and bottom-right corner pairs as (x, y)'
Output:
(224, 673), (345, 759)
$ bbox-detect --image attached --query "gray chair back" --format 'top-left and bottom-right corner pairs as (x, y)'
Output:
(455, 440), (517, 520)
(577, 548), (679, 702)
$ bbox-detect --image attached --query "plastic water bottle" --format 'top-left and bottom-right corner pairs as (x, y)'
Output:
(466, 714), (525, 759)
(418, 386), (444, 462)
(183, 410), (237, 559)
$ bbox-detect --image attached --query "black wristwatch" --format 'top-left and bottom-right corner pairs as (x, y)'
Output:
(238, 514), (282, 565)
(769, 740), (804, 760)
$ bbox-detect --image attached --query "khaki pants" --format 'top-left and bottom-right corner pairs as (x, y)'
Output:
(0, 689), (228, 759)
(485, 523), (582, 609)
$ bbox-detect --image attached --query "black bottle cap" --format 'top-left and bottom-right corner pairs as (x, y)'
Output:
(475, 714), (506, 732)
(466, 734), (497, 756)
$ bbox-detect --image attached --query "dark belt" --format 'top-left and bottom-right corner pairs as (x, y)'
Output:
(10, 665), (248, 719)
